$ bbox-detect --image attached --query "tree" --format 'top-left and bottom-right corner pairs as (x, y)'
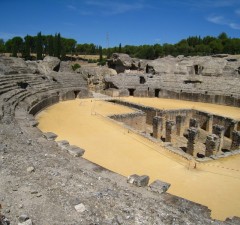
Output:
(22, 35), (31, 60)
(218, 32), (228, 40)
(54, 33), (61, 58)
(48, 35), (54, 56)
(11, 37), (23, 57)
(118, 43), (122, 53)
(209, 39), (223, 54)
(0, 39), (5, 53)
(36, 32), (43, 60)
(99, 45), (103, 61)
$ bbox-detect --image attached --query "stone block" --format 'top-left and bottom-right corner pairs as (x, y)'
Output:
(57, 140), (70, 150)
(149, 180), (171, 194)
(127, 174), (150, 187)
(67, 145), (85, 157)
(43, 132), (58, 141)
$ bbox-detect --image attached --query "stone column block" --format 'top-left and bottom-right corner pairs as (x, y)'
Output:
(206, 114), (213, 133)
(231, 131), (240, 150)
(212, 125), (225, 152)
(189, 118), (199, 128)
(176, 115), (186, 136)
(229, 120), (238, 139)
(153, 116), (164, 139)
(205, 134), (219, 157)
(187, 127), (199, 156)
(165, 120), (175, 142)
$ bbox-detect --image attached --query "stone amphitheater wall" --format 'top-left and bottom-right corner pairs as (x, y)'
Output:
(109, 112), (146, 132)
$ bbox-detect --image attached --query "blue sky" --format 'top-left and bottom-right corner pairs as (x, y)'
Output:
(0, 0), (240, 47)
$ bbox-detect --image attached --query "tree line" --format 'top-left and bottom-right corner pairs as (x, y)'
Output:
(0, 32), (103, 60)
(0, 32), (239, 60)
(105, 32), (240, 60)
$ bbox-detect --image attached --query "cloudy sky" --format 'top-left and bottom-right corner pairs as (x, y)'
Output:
(0, 0), (240, 46)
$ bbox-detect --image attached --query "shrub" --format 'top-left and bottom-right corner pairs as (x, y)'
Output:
(72, 63), (81, 71)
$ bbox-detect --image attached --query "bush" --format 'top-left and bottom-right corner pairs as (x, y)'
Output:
(72, 63), (81, 71)
(97, 59), (106, 66)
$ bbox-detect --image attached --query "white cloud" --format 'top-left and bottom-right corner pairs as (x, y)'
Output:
(207, 15), (240, 30)
(230, 23), (240, 29)
(85, 0), (147, 15)
(181, 0), (240, 8)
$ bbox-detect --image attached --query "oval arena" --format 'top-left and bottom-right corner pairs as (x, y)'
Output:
(0, 54), (240, 224)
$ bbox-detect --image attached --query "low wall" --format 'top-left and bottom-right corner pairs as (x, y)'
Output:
(108, 100), (161, 125)
(108, 99), (240, 138)
(106, 88), (240, 107)
(29, 88), (90, 116)
(109, 111), (146, 132)
(157, 89), (240, 107)
(29, 94), (60, 115)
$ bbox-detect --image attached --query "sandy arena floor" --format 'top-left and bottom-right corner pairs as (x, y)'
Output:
(36, 98), (240, 221)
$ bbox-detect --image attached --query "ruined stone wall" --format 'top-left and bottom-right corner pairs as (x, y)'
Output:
(109, 112), (146, 132)
(158, 89), (240, 107)
(29, 95), (60, 115)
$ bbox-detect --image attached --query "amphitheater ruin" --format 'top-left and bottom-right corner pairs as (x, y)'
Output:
(0, 53), (240, 224)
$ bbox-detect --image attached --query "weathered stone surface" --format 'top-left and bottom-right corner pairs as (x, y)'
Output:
(37, 56), (60, 74)
(18, 219), (33, 225)
(187, 127), (199, 156)
(74, 203), (86, 213)
(205, 134), (219, 157)
(0, 56), (36, 75)
(27, 166), (35, 173)
(18, 214), (29, 223)
(149, 180), (171, 194)
(43, 132), (58, 140)
(57, 140), (70, 150)
(59, 61), (74, 72)
(127, 174), (150, 187)
(108, 53), (140, 73)
(67, 145), (85, 157)
(77, 65), (117, 91)
(231, 131), (240, 150)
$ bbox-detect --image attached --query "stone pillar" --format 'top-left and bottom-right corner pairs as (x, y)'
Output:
(153, 116), (164, 139)
(231, 131), (240, 150)
(176, 115), (186, 136)
(206, 114), (213, 133)
(165, 120), (175, 142)
(212, 125), (225, 152)
(205, 134), (219, 157)
(229, 120), (238, 139)
(187, 128), (199, 157)
(189, 118), (199, 128)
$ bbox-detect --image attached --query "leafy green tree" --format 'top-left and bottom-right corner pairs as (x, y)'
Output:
(0, 39), (5, 53)
(118, 43), (122, 53)
(11, 36), (23, 57)
(99, 45), (103, 61)
(22, 35), (31, 60)
(209, 39), (223, 54)
(36, 32), (43, 60)
(48, 35), (54, 56)
(54, 33), (61, 58)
